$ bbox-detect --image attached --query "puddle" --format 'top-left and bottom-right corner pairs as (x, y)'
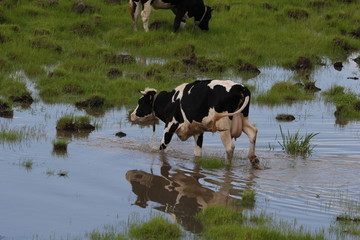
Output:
(0, 54), (360, 240)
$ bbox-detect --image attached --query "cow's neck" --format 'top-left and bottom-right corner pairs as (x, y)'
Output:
(153, 91), (174, 122)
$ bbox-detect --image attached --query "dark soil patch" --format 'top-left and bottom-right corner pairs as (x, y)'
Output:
(349, 27), (360, 39)
(105, 54), (135, 65)
(332, 38), (353, 51)
(31, 37), (62, 53)
(53, 144), (67, 152)
(353, 56), (360, 65)
(276, 114), (295, 122)
(56, 123), (95, 131)
(304, 82), (321, 92)
(333, 62), (343, 71)
(72, 1), (99, 14)
(292, 56), (312, 71)
(75, 96), (105, 108)
(263, 3), (277, 11)
(149, 20), (168, 30)
(10, 93), (33, 104)
(182, 53), (227, 73)
(107, 68), (122, 78)
(115, 131), (127, 138)
(0, 101), (13, 118)
(287, 9), (309, 19)
(354, 101), (360, 111)
(235, 59), (261, 74)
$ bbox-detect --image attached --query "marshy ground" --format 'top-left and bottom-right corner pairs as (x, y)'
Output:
(1, 0), (360, 239)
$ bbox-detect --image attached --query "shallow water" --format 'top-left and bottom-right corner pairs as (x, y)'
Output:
(0, 54), (360, 240)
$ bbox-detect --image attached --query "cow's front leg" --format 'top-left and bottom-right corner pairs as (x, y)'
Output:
(193, 133), (203, 157)
(219, 130), (235, 160)
(242, 117), (258, 166)
(172, 8), (186, 32)
(140, 0), (152, 32)
(160, 120), (179, 150)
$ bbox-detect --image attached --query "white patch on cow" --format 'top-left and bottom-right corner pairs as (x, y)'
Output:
(187, 85), (194, 95)
(172, 83), (187, 102)
(141, 88), (157, 95)
(207, 80), (243, 92)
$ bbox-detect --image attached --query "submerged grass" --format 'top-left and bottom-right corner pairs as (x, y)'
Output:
(0, 124), (46, 144)
(196, 156), (229, 170)
(278, 125), (319, 157)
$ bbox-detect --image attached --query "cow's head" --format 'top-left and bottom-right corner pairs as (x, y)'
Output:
(197, 6), (213, 31)
(130, 88), (157, 123)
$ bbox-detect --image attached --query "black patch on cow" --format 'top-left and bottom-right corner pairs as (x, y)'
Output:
(196, 133), (203, 148)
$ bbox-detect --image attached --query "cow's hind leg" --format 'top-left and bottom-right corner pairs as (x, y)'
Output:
(141, 0), (152, 32)
(129, 0), (141, 31)
(242, 117), (258, 166)
(219, 130), (235, 160)
(193, 133), (203, 157)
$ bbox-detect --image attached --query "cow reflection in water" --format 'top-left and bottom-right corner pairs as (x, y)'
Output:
(126, 160), (255, 233)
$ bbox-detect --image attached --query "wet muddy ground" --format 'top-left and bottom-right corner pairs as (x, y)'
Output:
(0, 54), (359, 240)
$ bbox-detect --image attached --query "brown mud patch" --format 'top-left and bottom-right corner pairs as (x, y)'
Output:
(0, 100), (13, 118)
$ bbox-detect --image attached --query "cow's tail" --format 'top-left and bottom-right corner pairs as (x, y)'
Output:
(211, 96), (249, 132)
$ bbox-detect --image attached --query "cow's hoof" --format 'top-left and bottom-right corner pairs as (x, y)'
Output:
(159, 144), (166, 150)
(250, 156), (260, 169)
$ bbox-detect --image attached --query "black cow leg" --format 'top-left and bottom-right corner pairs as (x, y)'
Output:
(193, 133), (203, 157)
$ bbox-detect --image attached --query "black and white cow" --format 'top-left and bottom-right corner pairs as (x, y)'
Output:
(130, 80), (259, 166)
(129, 0), (212, 33)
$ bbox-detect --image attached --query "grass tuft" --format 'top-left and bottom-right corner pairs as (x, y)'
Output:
(278, 125), (319, 157)
(129, 216), (182, 240)
(197, 156), (229, 170)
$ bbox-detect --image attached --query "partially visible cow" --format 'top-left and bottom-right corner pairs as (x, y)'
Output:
(130, 80), (259, 166)
(129, 0), (212, 33)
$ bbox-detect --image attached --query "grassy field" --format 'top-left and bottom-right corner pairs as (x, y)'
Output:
(0, 0), (359, 107)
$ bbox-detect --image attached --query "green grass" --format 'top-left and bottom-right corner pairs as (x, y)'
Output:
(20, 159), (33, 170)
(0, 124), (45, 144)
(52, 139), (68, 152)
(129, 216), (182, 240)
(197, 156), (229, 170)
(242, 189), (256, 208)
(56, 115), (95, 131)
(256, 81), (315, 105)
(322, 85), (360, 121)
(278, 125), (319, 157)
(197, 205), (324, 240)
(0, 0), (359, 107)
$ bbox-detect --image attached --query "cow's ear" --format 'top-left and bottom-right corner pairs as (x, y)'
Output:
(139, 90), (146, 95)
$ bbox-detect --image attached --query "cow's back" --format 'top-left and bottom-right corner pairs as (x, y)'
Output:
(178, 80), (250, 123)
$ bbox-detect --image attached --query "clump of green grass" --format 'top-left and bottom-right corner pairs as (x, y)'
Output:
(46, 170), (55, 176)
(129, 216), (182, 240)
(197, 205), (244, 226)
(57, 170), (69, 178)
(278, 125), (319, 157)
(197, 205), (324, 240)
(87, 230), (127, 240)
(197, 156), (229, 170)
(242, 189), (256, 208)
(21, 159), (33, 170)
(322, 85), (360, 121)
(256, 82), (314, 105)
(52, 139), (69, 155)
(56, 115), (95, 131)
